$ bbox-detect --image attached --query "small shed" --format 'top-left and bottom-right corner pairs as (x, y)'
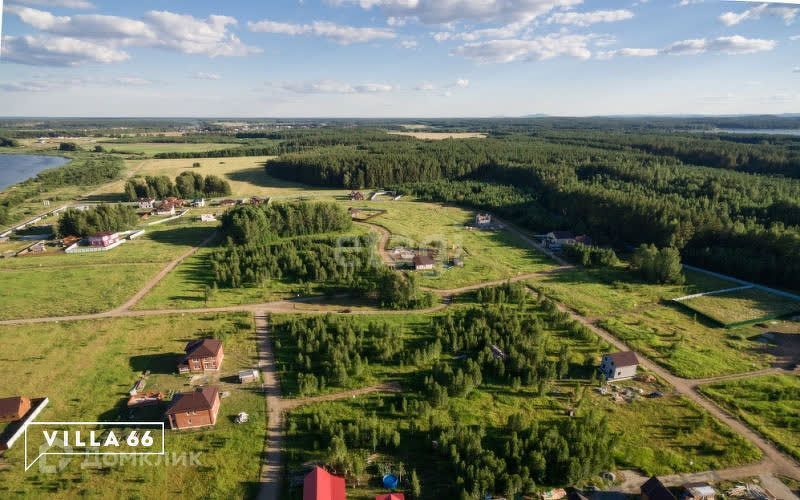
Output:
(413, 254), (435, 270)
(239, 369), (260, 384)
(682, 482), (716, 500)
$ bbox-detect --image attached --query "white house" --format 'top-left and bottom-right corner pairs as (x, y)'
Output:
(200, 214), (217, 222)
(192, 198), (206, 208)
(600, 351), (639, 381)
(138, 198), (156, 209)
(475, 213), (492, 227)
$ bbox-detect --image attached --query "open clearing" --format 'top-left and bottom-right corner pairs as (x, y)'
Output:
(676, 287), (800, 327)
(94, 157), (349, 200)
(0, 313), (265, 499)
(387, 131), (486, 140)
(101, 142), (244, 155)
(0, 222), (214, 320)
(700, 374), (800, 461)
(533, 267), (772, 378)
(361, 201), (556, 289)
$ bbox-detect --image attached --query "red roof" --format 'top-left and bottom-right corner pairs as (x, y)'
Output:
(185, 339), (223, 359)
(376, 495), (405, 500)
(165, 387), (218, 415)
(304, 466), (346, 500)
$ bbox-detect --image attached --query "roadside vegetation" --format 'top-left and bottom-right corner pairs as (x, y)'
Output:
(700, 375), (800, 461)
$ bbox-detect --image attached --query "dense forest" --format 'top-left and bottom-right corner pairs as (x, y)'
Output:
(220, 201), (352, 244)
(124, 172), (231, 200)
(264, 132), (800, 291)
(57, 204), (138, 237)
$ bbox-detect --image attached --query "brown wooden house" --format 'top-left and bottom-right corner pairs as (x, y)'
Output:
(165, 387), (220, 430)
(0, 396), (31, 422)
(178, 339), (224, 374)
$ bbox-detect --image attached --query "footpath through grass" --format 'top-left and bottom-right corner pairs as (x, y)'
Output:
(0, 312), (265, 499)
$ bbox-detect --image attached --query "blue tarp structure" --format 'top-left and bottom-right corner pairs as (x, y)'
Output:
(382, 474), (399, 489)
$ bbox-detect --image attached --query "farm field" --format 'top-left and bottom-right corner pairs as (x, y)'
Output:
(700, 374), (800, 461)
(100, 142), (244, 155)
(676, 287), (800, 327)
(533, 267), (771, 378)
(386, 131), (486, 140)
(361, 201), (556, 289)
(0, 222), (214, 319)
(93, 157), (351, 200)
(0, 313), (265, 499)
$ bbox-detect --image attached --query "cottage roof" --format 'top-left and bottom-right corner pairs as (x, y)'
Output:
(165, 387), (218, 415)
(641, 476), (676, 500)
(90, 232), (115, 238)
(304, 466), (346, 500)
(413, 255), (435, 266)
(551, 231), (575, 239)
(606, 351), (639, 367)
(0, 396), (29, 417)
(185, 339), (223, 359)
(376, 494), (405, 500)
(683, 483), (716, 497)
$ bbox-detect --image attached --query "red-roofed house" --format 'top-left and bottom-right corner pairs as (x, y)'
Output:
(304, 466), (346, 500)
(178, 339), (224, 374)
(165, 387), (220, 430)
(0, 396), (31, 422)
(376, 494), (405, 500)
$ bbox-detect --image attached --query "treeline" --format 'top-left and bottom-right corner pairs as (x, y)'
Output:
(220, 201), (352, 244)
(432, 410), (614, 497)
(0, 137), (18, 147)
(37, 156), (124, 187)
(274, 315), (405, 395)
(58, 204), (138, 237)
(124, 172), (231, 200)
(210, 236), (433, 310)
(562, 243), (618, 268)
(630, 244), (685, 284)
(154, 145), (284, 159)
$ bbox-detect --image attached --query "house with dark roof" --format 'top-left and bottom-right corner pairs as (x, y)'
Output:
(600, 351), (639, 381)
(641, 476), (676, 500)
(165, 387), (220, 430)
(178, 339), (224, 374)
(413, 254), (435, 270)
(304, 466), (346, 500)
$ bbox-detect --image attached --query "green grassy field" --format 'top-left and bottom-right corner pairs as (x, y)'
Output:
(0, 222), (214, 320)
(533, 267), (772, 378)
(0, 313), (265, 499)
(101, 142), (244, 155)
(359, 201), (556, 289)
(677, 288), (800, 327)
(93, 157), (350, 200)
(700, 375), (800, 461)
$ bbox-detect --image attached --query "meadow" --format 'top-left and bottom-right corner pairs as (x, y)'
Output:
(677, 288), (800, 327)
(359, 201), (556, 289)
(533, 267), (771, 378)
(700, 375), (800, 461)
(0, 313), (265, 499)
(0, 222), (215, 320)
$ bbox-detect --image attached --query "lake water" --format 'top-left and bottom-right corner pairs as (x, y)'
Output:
(0, 154), (70, 191)
(712, 128), (800, 136)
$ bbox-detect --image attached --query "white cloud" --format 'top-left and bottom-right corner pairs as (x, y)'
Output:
(399, 39), (418, 49)
(273, 79), (395, 94)
(9, 0), (93, 9)
(328, 0), (583, 25)
(113, 76), (153, 86)
(792, 35), (800, 41)
(432, 21), (529, 42)
(248, 19), (395, 44)
(1, 35), (130, 66)
(547, 9), (634, 27)
(452, 33), (593, 63)
(4, 7), (261, 64)
(455, 78), (469, 88)
(600, 35), (776, 59)
(719, 4), (798, 27)
(794, 66), (800, 73)
(0, 74), (155, 92)
(193, 72), (222, 80)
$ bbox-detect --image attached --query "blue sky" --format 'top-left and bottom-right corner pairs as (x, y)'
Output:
(0, 0), (797, 117)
